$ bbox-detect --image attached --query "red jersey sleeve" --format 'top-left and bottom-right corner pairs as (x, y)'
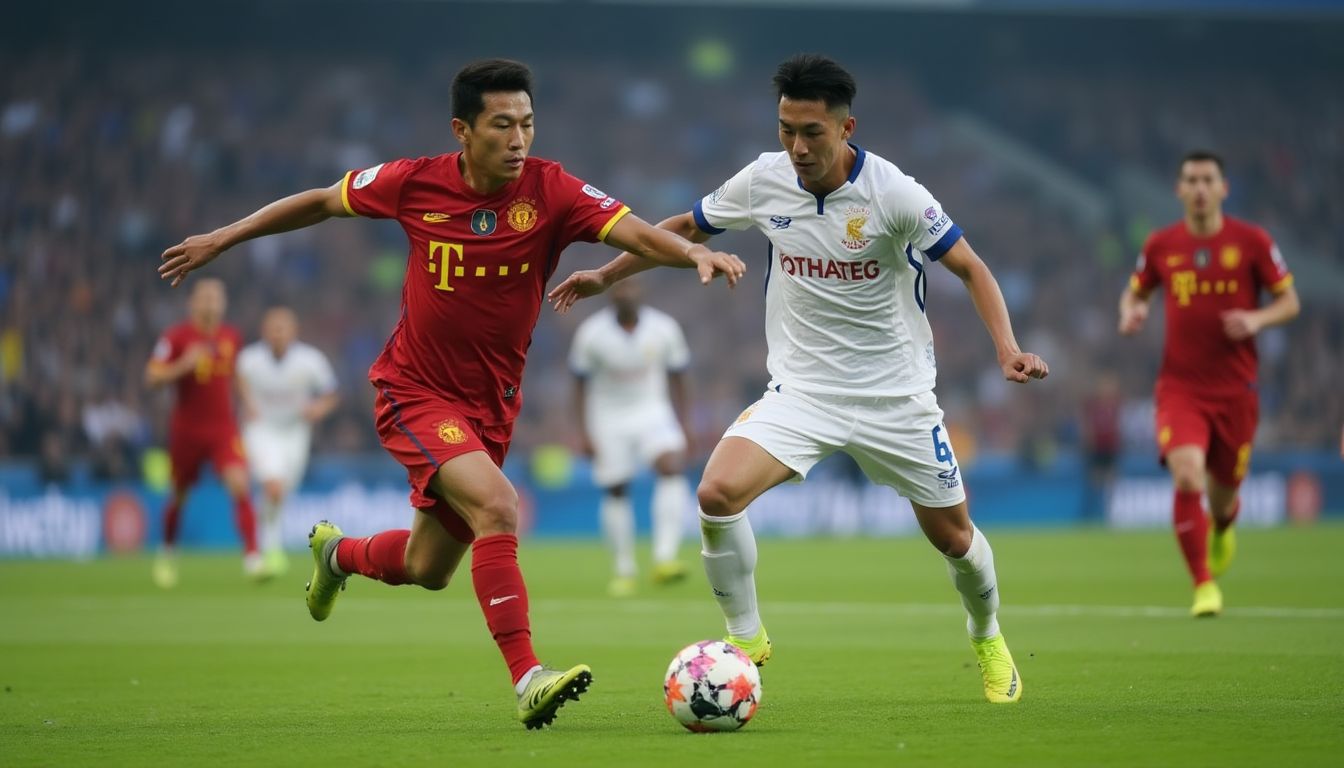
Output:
(1129, 233), (1163, 295)
(548, 167), (631, 245)
(341, 158), (420, 219)
(1249, 227), (1294, 294)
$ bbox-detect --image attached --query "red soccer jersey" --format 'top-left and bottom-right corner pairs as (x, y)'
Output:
(1131, 216), (1293, 396)
(150, 322), (242, 435)
(342, 153), (631, 425)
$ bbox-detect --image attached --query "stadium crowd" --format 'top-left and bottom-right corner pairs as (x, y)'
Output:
(1, 43), (1339, 484)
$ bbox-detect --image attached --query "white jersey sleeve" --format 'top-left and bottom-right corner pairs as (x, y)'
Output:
(304, 345), (338, 396)
(881, 176), (964, 261)
(693, 160), (757, 233)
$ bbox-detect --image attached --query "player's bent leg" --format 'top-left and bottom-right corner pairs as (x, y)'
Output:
(154, 486), (188, 589)
(1206, 476), (1240, 578)
(598, 483), (638, 597)
(911, 499), (1019, 703)
(698, 437), (795, 667)
(1166, 446), (1216, 612)
(404, 508), (471, 590)
(221, 463), (264, 579)
(651, 451), (691, 585)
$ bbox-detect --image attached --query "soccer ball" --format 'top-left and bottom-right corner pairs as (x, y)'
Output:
(663, 640), (762, 732)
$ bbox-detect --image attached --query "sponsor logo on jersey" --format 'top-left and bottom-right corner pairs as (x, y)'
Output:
(778, 251), (880, 281)
(471, 209), (497, 236)
(422, 212), (451, 223)
(506, 198), (538, 232)
(840, 205), (871, 251)
(1220, 246), (1240, 270)
(769, 215), (792, 230)
(352, 163), (384, 189)
(581, 183), (607, 199)
(435, 419), (468, 445)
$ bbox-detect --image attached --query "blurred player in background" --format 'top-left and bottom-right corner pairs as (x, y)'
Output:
(1120, 150), (1299, 617)
(157, 59), (744, 728)
(569, 278), (693, 597)
(551, 54), (1047, 704)
(144, 277), (260, 586)
(237, 307), (339, 578)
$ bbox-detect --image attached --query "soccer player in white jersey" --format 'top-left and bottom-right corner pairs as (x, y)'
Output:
(236, 307), (339, 576)
(549, 54), (1048, 704)
(570, 277), (693, 597)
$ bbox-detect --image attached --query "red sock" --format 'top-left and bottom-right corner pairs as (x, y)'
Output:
(1173, 490), (1211, 585)
(471, 533), (540, 684)
(233, 496), (259, 554)
(162, 499), (182, 547)
(336, 530), (412, 585)
(1214, 498), (1241, 533)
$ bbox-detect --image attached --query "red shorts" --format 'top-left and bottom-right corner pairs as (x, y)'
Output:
(168, 427), (246, 490)
(374, 384), (514, 544)
(1154, 384), (1258, 487)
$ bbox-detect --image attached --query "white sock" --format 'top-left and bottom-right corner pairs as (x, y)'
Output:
(514, 664), (544, 696)
(651, 474), (689, 564)
(600, 494), (636, 579)
(945, 526), (1001, 640)
(700, 510), (761, 639)
(260, 497), (284, 555)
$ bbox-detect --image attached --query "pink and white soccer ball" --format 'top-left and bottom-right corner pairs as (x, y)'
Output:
(663, 640), (762, 732)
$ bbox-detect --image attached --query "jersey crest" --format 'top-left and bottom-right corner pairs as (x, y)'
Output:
(841, 206), (871, 251)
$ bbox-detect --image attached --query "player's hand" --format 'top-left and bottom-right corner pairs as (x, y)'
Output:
(547, 270), (610, 314)
(159, 233), (225, 287)
(688, 246), (746, 287)
(1001, 351), (1049, 383)
(1221, 309), (1261, 341)
(1118, 303), (1148, 335)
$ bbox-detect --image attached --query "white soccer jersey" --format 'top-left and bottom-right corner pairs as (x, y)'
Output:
(569, 306), (690, 420)
(236, 341), (338, 431)
(694, 146), (963, 398)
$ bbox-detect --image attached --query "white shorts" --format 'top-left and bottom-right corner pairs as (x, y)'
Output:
(723, 387), (966, 508)
(588, 405), (686, 488)
(242, 422), (313, 491)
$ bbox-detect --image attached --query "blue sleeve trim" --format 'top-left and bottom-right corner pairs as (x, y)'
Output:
(925, 224), (964, 261)
(692, 200), (726, 235)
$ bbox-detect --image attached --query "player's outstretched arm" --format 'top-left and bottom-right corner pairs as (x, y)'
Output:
(549, 211), (743, 313)
(1118, 284), (1152, 335)
(158, 180), (351, 287)
(939, 238), (1048, 383)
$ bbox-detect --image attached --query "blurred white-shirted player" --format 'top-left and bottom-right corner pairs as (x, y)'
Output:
(237, 307), (339, 575)
(550, 54), (1048, 704)
(570, 278), (693, 597)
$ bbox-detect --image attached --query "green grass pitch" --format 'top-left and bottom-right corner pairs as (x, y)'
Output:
(2, 526), (1342, 766)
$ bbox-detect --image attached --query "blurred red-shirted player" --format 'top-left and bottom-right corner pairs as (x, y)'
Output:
(144, 277), (261, 587)
(156, 59), (744, 729)
(1119, 150), (1300, 617)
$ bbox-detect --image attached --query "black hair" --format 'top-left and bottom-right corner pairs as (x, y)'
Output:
(451, 59), (533, 125)
(773, 54), (857, 111)
(1180, 149), (1225, 176)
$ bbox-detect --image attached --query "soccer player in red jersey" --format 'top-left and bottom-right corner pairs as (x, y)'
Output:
(144, 277), (262, 587)
(157, 59), (744, 729)
(1119, 150), (1299, 617)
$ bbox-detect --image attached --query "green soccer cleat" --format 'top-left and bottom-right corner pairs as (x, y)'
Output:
(1191, 580), (1223, 618)
(652, 560), (689, 585)
(971, 634), (1023, 703)
(516, 664), (593, 730)
(305, 521), (347, 622)
(607, 576), (637, 598)
(726, 626), (772, 667)
(152, 551), (178, 590)
(1208, 526), (1237, 578)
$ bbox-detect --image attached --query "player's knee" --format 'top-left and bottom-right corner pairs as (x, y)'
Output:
(1172, 471), (1204, 493)
(696, 477), (741, 517)
(468, 490), (520, 535)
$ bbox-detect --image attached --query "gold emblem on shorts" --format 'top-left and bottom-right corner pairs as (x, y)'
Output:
(735, 403), (759, 425)
(506, 198), (538, 232)
(435, 419), (467, 445)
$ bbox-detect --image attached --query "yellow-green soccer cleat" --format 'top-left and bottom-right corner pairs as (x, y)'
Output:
(726, 626), (772, 667)
(516, 664), (593, 730)
(971, 634), (1023, 703)
(607, 576), (637, 598)
(305, 521), (347, 622)
(152, 552), (178, 590)
(1208, 526), (1237, 578)
(1191, 580), (1223, 618)
(652, 560), (689, 585)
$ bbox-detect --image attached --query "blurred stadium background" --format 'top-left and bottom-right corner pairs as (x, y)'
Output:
(1, 0), (1342, 557)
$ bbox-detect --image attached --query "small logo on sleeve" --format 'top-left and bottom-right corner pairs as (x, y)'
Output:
(352, 163), (384, 189)
(581, 184), (607, 199)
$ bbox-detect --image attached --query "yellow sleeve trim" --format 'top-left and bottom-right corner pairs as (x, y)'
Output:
(1269, 274), (1294, 294)
(1129, 275), (1147, 294)
(340, 171), (358, 217)
(596, 205), (631, 242)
